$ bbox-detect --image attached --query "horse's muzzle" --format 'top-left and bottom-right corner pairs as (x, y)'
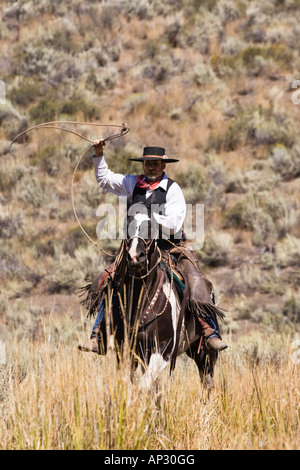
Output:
(127, 251), (146, 272)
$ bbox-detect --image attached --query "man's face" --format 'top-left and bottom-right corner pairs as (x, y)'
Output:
(143, 160), (166, 181)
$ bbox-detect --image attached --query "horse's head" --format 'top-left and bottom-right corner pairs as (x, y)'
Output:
(125, 203), (158, 275)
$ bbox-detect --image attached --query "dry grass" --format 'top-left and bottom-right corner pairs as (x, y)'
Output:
(1, 0), (300, 451)
(0, 312), (299, 450)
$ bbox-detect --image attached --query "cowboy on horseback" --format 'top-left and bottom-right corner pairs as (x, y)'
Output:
(78, 140), (227, 354)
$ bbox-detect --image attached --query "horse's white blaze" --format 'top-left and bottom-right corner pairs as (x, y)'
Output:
(129, 236), (139, 257)
(128, 213), (150, 259)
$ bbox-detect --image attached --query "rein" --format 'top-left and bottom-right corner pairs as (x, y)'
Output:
(125, 231), (174, 326)
(143, 256), (174, 319)
(140, 252), (174, 328)
(125, 231), (161, 280)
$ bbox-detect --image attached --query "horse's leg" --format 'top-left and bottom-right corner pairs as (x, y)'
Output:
(138, 352), (170, 391)
(186, 341), (218, 389)
(138, 278), (179, 391)
(129, 353), (140, 383)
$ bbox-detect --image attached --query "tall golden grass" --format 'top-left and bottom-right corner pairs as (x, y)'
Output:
(0, 313), (299, 450)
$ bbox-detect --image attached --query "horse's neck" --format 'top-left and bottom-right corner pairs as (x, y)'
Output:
(149, 242), (160, 268)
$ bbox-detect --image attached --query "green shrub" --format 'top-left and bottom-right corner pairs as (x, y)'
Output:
(0, 215), (23, 239)
(175, 163), (209, 204)
(46, 245), (105, 293)
(99, 4), (119, 29)
(282, 289), (300, 323)
(164, 18), (186, 48)
(16, 173), (54, 208)
(61, 95), (99, 120)
(18, 44), (58, 77)
(211, 54), (241, 78)
(0, 162), (27, 192)
(86, 66), (119, 95)
(142, 53), (178, 84)
(223, 199), (256, 230)
(269, 144), (300, 180)
(276, 235), (300, 268)
(28, 92), (99, 124)
(64, 225), (91, 257)
(198, 230), (233, 267)
(191, 63), (219, 86)
(46, 253), (83, 293)
(103, 145), (141, 175)
(44, 28), (78, 54)
(225, 170), (248, 194)
(208, 105), (296, 152)
(0, 246), (31, 283)
(234, 299), (294, 335)
(222, 194), (289, 245)
(251, 212), (277, 246)
(124, 92), (149, 115)
(141, 39), (161, 61)
(29, 98), (58, 123)
(92, 43), (121, 67)
(0, 104), (28, 141)
(241, 44), (293, 69)
(211, 44), (293, 78)
(29, 142), (86, 176)
(10, 78), (41, 107)
(30, 146), (61, 176)
(76, 171), (104, 210)
(249, 108), (295, 147)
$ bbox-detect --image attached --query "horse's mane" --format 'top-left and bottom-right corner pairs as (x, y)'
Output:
(79, 241), (126, 318)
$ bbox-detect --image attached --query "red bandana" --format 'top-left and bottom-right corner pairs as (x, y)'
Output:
(136, 174), (163, 191)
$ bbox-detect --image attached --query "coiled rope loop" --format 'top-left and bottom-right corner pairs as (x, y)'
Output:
(11, 121), (130, 258)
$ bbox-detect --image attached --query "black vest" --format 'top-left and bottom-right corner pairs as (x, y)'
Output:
(128, 177), (183, 247)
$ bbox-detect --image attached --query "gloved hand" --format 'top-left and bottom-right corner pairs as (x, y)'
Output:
(93, 138), (106, 157)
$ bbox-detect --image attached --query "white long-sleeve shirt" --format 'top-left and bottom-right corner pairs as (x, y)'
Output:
(93, 155), (186, 234)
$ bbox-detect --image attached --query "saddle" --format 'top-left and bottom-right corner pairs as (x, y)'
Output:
(160, 258), (186, 297)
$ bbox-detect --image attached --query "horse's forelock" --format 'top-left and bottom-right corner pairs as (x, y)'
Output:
(127, 211), (151, 241)
(134, 212), (151, 225)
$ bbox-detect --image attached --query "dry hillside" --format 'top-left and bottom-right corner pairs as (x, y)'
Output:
(0, 0), (300, 339)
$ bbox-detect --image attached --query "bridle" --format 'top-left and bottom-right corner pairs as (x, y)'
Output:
(125, 234), (162, 279)
(124, 232), (174, 323)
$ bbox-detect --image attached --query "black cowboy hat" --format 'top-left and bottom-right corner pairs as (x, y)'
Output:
(129, 146), (179, 163)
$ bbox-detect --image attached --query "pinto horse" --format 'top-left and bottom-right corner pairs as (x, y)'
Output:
(83, 203), (220, 389)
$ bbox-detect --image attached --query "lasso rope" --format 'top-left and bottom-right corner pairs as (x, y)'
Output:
(11, 121), (130, 258)
(10, 120), (130, 145)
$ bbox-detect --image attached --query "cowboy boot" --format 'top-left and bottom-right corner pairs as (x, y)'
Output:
(206, 335), (228, 351)
(78, 326), (101, 354)
(179, 257), (228, 352)
(197, 315), (228, 351)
